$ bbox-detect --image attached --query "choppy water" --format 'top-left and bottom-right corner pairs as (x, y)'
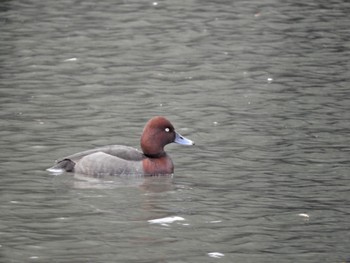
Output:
(1, 0), (350, 262)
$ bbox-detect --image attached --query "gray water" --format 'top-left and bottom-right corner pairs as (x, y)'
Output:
(1, 0), (350, 262)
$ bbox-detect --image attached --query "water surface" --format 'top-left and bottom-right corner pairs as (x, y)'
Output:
(1, 0), (350, 262)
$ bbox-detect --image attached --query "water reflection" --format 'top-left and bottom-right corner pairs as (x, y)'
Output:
(52, 172), (175, 193)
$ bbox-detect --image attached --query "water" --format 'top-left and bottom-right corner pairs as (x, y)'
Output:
(1, 0), (350, 262)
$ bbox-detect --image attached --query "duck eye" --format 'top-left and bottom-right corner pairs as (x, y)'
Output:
(165, 128), (170, 132)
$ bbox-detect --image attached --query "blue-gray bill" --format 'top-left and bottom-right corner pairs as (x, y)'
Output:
(174, 132), (195, 145)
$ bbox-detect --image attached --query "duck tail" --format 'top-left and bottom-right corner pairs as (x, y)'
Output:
(47, 159), (75, 174)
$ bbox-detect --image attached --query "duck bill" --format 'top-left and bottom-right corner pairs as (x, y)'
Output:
(174, 132), (195, 145)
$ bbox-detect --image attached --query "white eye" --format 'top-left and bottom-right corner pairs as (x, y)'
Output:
(165, 128), (170, 132)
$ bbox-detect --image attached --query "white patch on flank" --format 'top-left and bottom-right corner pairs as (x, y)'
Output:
(46, 167), (65, 175)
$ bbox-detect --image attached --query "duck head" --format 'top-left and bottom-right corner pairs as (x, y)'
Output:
(140, 116), (194, 157)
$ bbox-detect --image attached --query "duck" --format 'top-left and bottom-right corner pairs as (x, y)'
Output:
(47, 116), (194, 176)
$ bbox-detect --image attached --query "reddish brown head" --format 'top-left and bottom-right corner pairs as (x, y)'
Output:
(140, 116), (194, 157)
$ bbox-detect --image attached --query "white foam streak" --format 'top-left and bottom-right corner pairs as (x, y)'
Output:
(148, 216), (185, 224)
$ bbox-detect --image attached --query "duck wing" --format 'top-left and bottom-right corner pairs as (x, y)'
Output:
(48, 145), (144, 172)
